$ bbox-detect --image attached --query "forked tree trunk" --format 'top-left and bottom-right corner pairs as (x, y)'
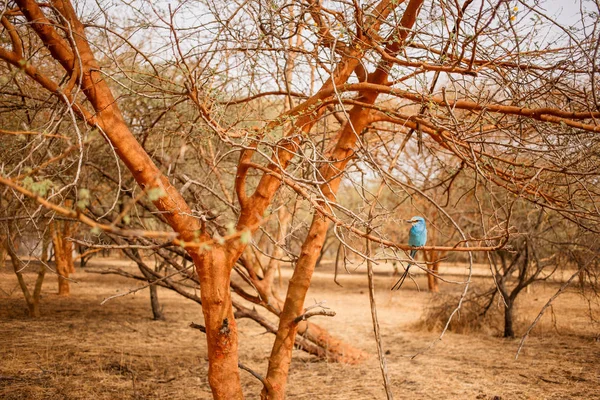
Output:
(10, 1), (243, 395)
(30, 231), (50, 316)
(10, 1), (415, 398)
(261, 2), (424, 397)
(4, 226), (49, 317)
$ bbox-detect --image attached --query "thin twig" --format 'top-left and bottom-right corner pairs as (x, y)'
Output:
(100, 263), (195, 305)
(238, 362), (268, 387)
(70, 237), (171, 250)
(293, 309), (336, 324)
(515, 264), (589, 359)
(363, 160), (396, 400)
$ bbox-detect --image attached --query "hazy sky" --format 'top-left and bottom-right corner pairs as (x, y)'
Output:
(521, 0), (596, 27)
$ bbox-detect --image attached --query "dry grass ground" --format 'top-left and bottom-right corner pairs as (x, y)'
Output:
(1, 258), (599, 399)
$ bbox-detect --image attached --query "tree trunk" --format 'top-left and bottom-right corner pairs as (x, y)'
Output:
(190, 247), (242, 400)
(51, 220), (74, 296)
(236, 208), (367, 364)
(427, 263), (439, 292)
(28, 261), (46, 318)
(149, 283), (165, 321)
(261, 2), (424, 397)
(423, 210), (444, 293)
(9, 1), (413, 398)
(138, 256), (166, 321)
(11, 1), (243, 396)
(427, 255), (442, 293)
(0, 234), (6, 266)
(262, 216), (330, 399)
(262, 94), (386, 396)
(55, 254), (70, 296)
(4, 233), (34, 316)
(29, 231), (50, 317)
(504, 300), (515, 338)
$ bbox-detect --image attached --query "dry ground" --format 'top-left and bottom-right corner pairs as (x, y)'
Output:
(1, 258), (599, 399)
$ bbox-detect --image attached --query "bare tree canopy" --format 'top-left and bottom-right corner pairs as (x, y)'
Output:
(1, 0), (599, 398)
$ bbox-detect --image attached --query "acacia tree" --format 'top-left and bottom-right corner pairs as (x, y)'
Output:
(487, 204), (593, 338)
(2, 221), (49, 317)
(1, 0), (600, 398)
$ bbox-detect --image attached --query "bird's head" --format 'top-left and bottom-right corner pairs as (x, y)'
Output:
(406, 216), (426, 227)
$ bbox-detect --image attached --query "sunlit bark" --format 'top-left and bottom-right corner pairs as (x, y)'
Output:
(9, 0), (243, 396)
(50, 220), (74, 296)
(2, 0), (600, 398)
(261, 1), (424, 397)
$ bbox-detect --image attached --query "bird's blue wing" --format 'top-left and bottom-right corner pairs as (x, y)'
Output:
(408, 226), (427, 247)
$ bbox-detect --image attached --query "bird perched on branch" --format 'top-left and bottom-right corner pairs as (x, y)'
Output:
(391, 216), (427, 290)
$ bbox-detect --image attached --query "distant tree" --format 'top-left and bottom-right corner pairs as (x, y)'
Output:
(489, 206), (593, 338)
(1, 216), (50, 317)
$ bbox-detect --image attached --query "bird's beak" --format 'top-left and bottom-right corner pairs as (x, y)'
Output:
(406, 219), (416, 223)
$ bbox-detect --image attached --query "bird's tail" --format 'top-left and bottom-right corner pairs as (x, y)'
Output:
(391, 266), (410, 291)
(390, 249), (419, 291)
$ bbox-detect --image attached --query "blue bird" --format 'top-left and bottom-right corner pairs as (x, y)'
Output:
(391, 216), (427, 290)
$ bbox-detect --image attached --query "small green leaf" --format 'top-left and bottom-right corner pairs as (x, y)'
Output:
(226, 222), (236, 236)
(147, 187), (166, 201)
(91, 226), (102, 235)
(22, 176), (34, 189)
(25, 179), (54, 197)
(76, 200), (88, 210)
(240, 230), (251, 244)
(76, 188), (91, 210)
(214, 234), (225, 245)
(123, 214), (131, 225)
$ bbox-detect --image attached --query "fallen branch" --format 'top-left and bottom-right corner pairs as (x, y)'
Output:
(98, 263), (195, 305)
(293, 309), (336, 324)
